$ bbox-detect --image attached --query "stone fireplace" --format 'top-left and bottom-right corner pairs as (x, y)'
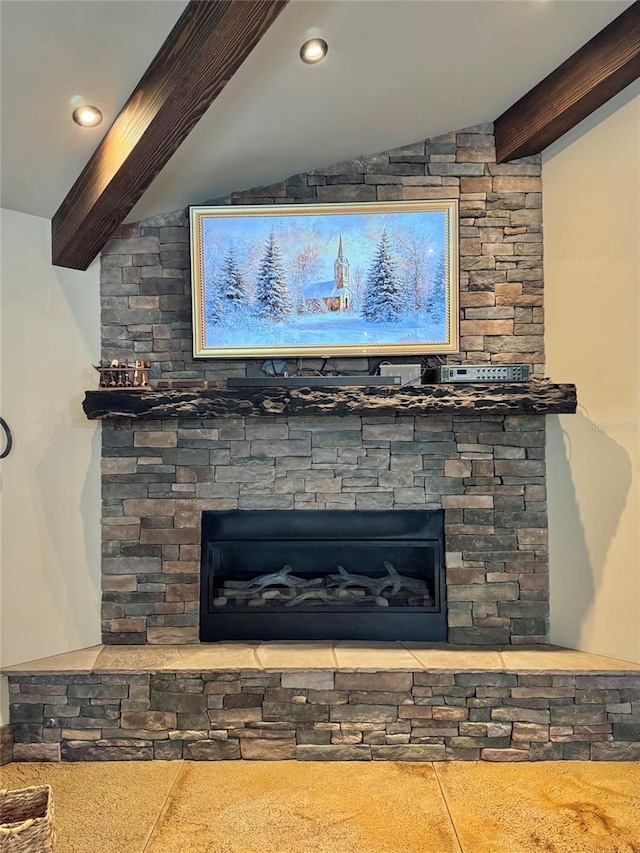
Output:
(98, 122), (553, 648)
(9, 125), (640, 768)
(101, 409), (551, 646)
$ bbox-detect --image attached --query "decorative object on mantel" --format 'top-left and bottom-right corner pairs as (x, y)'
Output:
(437, 364), (530, 383)
(0, 785), (56, 852)
(82, 379), (577, 420)
(94, 359), (150, 390)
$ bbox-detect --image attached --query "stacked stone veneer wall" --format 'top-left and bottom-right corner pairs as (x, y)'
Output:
(99, 123), (549, 647)
(102, 414), (548, 646)
(0, 725), (13, 765)
(100, 123), (544, 381)
(9, 669), (640, 762)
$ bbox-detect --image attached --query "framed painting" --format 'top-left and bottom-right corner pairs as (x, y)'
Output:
(190, 199), (459, 358)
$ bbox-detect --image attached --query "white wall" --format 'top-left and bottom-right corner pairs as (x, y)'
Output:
(544, 82), (640, 663)
(0, 208), (102, 724)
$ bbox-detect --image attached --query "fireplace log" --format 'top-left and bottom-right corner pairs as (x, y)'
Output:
(328, 563), (431, 598)
(215, 562), (434, 608)
(286, 590), (340, 606)
(223, 565), (314, 591)
(382, 561), (431, 596)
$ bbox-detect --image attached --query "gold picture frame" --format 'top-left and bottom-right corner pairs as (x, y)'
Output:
(190, 199), (459, 359)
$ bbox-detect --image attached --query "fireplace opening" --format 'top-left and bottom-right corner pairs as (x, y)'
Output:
(200, 509), (446, 642)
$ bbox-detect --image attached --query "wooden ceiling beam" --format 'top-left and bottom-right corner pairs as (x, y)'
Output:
(494, 1), (640, 163)
(52, 0), (288, 270)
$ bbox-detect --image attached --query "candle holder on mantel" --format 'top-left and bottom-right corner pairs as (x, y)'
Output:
(94, 359), (151, 390)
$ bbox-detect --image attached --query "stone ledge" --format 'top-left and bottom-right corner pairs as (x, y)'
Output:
(83, 381), (577, 420)
(7, 667), (639, 763)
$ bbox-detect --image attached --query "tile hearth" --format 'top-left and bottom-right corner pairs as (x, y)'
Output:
(5, 643), (640, 763)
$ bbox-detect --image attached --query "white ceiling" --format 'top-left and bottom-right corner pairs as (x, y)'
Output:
(0, 0), (634, 224)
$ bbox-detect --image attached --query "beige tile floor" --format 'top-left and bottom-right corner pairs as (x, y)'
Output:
(1, 761), (638, 852)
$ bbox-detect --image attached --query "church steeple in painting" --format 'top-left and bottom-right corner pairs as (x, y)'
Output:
(334, 235), (351, 291)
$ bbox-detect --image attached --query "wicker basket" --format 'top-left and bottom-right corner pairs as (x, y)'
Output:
(0, 786), (55, 851)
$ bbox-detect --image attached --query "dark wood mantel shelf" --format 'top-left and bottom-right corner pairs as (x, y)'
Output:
(83, 381), (577, 420)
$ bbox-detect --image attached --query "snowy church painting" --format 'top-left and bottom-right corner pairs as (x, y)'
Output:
(190, 200), (459, 358)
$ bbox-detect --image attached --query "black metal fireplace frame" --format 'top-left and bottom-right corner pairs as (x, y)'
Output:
(200, 509), (446, 642)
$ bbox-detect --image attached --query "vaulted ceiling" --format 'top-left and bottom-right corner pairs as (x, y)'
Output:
(1, 0), (635, 226)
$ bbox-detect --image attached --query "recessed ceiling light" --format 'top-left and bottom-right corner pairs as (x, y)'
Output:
(300, 38), (328, 64)
(72, 105), (103, 127)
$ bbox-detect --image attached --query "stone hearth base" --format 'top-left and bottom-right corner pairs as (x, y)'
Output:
(5, 644), (639, 762)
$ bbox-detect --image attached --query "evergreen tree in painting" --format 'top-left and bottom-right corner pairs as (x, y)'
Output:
(203, 239), (224, 325)
(220, 246), (247, 304)
(361, 230), (403, 322)
(205, 268), (224, 325)
(395, 227), (431, 313)
(255, 232), (292, 322)
(426, 251), (446, 321)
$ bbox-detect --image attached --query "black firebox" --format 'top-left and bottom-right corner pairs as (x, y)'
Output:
(200, 509), (446, 642)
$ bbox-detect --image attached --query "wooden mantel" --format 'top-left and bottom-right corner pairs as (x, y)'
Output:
(83, 381), (577, 420)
